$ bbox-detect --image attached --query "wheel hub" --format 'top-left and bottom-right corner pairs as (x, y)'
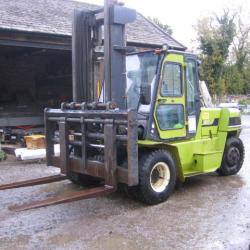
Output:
(227, 146), (240, 166)
(150, 162), (170, 193)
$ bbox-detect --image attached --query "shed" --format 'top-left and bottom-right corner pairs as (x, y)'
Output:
(0, 0), (186, 143)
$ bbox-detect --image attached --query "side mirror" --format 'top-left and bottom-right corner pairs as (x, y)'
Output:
(140, 85), (151, 105)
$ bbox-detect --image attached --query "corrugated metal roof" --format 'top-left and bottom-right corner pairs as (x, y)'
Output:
(0, 0), (186, 50)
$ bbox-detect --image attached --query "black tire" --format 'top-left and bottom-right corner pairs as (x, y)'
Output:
(69, 172), (103, 187)
(217, 137), (245, 176)
(134, 149), (177, 205)
(69, 154), (104, 187)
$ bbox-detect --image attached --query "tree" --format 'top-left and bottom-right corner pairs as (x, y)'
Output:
(196, 8), (250, 96)
(196, 10), (236, 97)
(148, 17), (173, 35)
(230, 12), (250, 94)
(232, 17), (250, 72)
(243, 62), (250, 93)
(223, 64), (245, 94)
(216, 11), (236, 59)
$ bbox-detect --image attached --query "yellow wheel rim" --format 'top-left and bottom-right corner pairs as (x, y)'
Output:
(150, 162), (170, 193)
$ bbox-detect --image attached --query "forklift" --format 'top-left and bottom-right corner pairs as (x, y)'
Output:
(0, 0), (244, 211)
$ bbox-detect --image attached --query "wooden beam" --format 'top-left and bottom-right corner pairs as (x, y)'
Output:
(0, 29), (71, 50)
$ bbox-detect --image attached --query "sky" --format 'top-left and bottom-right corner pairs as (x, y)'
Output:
(77, 0), (250, 50)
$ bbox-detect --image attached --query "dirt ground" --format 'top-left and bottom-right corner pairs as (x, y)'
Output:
(0, 116), (250, 250)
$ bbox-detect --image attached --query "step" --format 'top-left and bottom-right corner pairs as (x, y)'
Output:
(193, 151), (222, 173)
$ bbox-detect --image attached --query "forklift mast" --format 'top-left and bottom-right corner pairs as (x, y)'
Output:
(72, 0), (136, 108)
(44, 0), (139, 188)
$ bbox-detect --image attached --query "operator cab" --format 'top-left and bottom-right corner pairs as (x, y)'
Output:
(126, 49), (200, 140)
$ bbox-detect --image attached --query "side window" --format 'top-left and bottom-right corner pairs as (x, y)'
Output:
(156, 105), (184, 130)
(161, 63), (182, 96)
(186, 60), (197, 115)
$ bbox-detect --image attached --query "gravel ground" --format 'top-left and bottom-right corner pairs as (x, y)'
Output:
(0, 116), (250, 250)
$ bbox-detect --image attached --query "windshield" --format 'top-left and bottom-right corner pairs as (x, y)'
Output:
(126, 52), (160, 110)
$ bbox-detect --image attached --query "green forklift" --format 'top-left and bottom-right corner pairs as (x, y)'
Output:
(0, 0), (244, 211)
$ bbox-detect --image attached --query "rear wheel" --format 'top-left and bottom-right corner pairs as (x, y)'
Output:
(217, 137), (244, 176)
(134, 149), (177, 205)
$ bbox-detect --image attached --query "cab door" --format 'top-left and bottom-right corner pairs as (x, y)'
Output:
(154, 53), (186, 140)
(185, 55), (200, 136)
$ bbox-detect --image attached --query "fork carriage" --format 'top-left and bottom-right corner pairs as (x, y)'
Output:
(0, 103), (139, 212)
(45, 103), (139, 188)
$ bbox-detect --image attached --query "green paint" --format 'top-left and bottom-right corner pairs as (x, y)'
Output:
(153, 53), (186, 139)
(138, 52), (242, 182)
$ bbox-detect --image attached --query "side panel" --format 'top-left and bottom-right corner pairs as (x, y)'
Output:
(172, 108), (227, 176)
(199, 108), (221, 137)
(139, 107), (233, 179)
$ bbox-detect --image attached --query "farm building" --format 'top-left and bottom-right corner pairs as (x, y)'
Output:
(0, 0), (185, 143)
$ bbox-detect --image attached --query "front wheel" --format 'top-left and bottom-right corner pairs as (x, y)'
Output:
(217, 137), (245, 176)
(135, 149), (177, 205)
(69, 172), (103, 187)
